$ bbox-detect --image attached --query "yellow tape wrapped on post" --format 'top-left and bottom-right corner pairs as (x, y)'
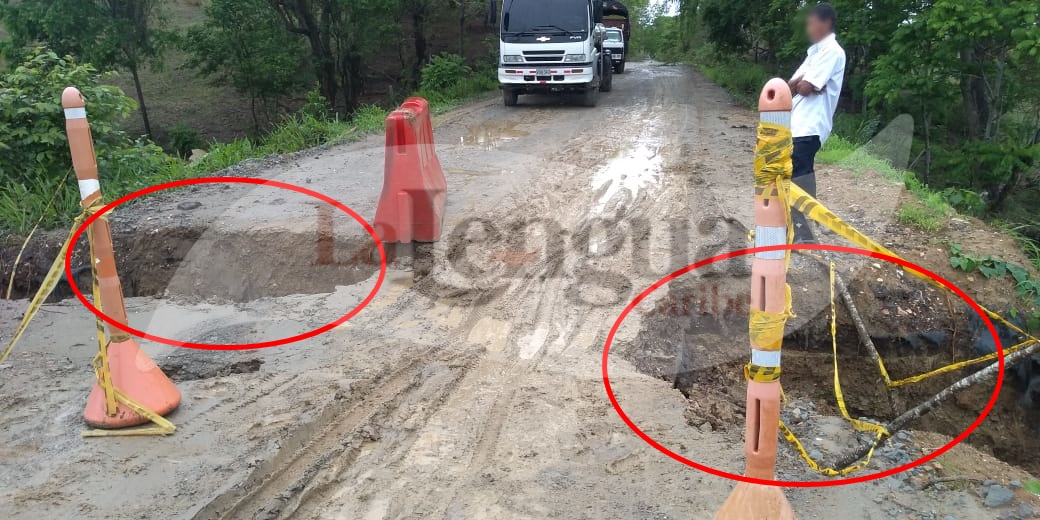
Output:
(754, 122), (793, 187)
(749, 284), (795, 351)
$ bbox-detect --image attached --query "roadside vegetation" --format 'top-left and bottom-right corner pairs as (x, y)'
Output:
(635, 1), (1040, 261)
(0, 0), (498, 236)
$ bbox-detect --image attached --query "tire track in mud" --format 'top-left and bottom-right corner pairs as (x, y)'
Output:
(191, 346), (481, 520)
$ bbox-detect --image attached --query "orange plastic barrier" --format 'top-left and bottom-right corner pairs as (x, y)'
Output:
(373, 97), (446, 243)
(62, 87), (181, 432)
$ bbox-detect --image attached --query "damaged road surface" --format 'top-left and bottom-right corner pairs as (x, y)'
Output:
(0, 63), (1029, 520)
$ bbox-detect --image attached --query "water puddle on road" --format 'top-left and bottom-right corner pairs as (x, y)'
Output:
(461, 120), (529, 150)
(590, 138), (664, 214)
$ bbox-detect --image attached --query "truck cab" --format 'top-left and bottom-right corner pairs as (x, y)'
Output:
(603, 28), (626, 73)
(499, 0), (613, 107)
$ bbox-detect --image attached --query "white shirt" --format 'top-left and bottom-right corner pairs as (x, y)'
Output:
(790, 33), (846, 144)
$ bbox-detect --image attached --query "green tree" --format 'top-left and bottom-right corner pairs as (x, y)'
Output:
(267, 0), (401, 115)
(0, 0), (169, 138)
(0, 48), (142, 229)
(184, 0), (313, 131)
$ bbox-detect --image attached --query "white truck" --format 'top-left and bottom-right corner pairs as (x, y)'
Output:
(499, 0), (613, 107)
(603, 27), (626, 74)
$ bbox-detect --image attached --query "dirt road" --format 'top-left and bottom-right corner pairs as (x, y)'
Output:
(1, 62), (1036, 519)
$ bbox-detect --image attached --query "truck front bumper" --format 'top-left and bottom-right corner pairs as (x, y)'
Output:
(499, 65), (596, 91)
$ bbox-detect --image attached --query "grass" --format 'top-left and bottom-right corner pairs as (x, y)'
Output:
(1, 70), (498, 236)
(818, 135), (954, 232)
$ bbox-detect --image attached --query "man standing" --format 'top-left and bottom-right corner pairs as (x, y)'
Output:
(788, 3), (845, 243)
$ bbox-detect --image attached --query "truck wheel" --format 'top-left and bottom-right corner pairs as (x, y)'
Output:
(616, 60), (626, 74)
(600, 55), (613, 93)
(582, 87), (599, 107)
(503, 89), (519, 107)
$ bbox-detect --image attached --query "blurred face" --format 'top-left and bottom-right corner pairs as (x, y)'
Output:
(806, 13), (831, 44)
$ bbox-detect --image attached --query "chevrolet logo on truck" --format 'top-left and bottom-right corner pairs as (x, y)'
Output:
(537, 36), (551, 42)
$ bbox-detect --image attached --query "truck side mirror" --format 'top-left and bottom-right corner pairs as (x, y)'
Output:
(593, 1), (604, 23)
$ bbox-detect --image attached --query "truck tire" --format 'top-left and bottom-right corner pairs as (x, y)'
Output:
(503, 89), (519, 107)
(600, 55), (613, 93)
(615, 59), (626, 74)
(582, 87), (600, 107)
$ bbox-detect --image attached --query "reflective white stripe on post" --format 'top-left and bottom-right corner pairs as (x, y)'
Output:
(751, 349), (781, 368)
(78, 179), (100, 200)
(64, 107), (87, 120)
(755, 226), (787, 259)
(760, 110), (791, 127)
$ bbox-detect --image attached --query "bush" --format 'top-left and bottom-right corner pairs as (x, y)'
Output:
(0, 48), (185, 234)
(167, 122), (204, 158)
(0, 48), (137, 187)
(420, 53), (472, 93)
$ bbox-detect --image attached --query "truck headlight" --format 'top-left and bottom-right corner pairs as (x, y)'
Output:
(564, 54), (587, 62)
(502, 55), (523, 63)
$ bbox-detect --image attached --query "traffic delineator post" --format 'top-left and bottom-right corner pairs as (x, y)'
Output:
(715, 78), (797, 520)
(62, 87), (181, 434)
(373, 97), (446, 244)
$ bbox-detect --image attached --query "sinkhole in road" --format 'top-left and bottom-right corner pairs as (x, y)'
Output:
(623, 259), (1040, 477)
(2, 223), (381, 304)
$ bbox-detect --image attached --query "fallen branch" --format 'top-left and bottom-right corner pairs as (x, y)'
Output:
(834, 339), (1040, 469)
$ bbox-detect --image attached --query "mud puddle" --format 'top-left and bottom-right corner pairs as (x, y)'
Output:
(460, 120), (529, 150)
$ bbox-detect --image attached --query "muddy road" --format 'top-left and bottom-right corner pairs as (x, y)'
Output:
(1, 62), (1036, 519)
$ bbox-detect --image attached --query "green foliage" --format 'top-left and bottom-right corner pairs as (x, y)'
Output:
(167, 123), (203, 158)
(352, 105), (390, 134)
(897, 203), (947, 233)
(949, 243), (1040, 305)
(0, 49), (136, 206)
(1024, 480), (1040, 497)
(420, 53), (471, 93)
(940, 188), (987, 215)
(699, 57), (772, 106)
(183, 0), (311, 110)
(2, 0), (172, 135)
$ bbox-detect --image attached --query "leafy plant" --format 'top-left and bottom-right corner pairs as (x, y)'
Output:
(167, 123), (204, 158)
(949, 243), (1040, 306)
(420, 53), (472, 93)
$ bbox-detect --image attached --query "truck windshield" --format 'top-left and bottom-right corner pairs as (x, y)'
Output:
(502, 0), (589, 35)
(606, 31), (622, 42)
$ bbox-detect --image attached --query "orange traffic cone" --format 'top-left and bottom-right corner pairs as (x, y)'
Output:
(715, 78), (797, 520)
(62, 87), (181, 432)
(83, 339), (181, 428)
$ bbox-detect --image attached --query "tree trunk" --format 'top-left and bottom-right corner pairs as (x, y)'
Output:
(412, 5), (428, 87)
(129, 64), (153, 138)
(459, 1), (467, 57)
(959, 47), (988, 141)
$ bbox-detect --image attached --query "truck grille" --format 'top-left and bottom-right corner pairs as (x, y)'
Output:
(523, 50), (565, 63)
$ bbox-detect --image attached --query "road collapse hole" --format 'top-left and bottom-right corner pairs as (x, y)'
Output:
(624, 261), (1040, 476)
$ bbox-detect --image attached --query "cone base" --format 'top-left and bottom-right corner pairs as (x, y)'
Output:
(83, 339), (181, 429)
(715, 482), (796, 520)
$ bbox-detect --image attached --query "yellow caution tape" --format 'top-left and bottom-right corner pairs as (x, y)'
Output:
(780, 262), (888, 476)
(745, 364), (782, 383)
(785, 184), (1040, 386)
(4, 169), (73, 300)
(755, 122), (793, 187)
(0, 198), (174, 436)
(0, 204), (95, 366)
(749, 285), (795, 352)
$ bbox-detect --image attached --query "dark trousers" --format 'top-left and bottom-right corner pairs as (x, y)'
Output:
(791, 136), (821, 242)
